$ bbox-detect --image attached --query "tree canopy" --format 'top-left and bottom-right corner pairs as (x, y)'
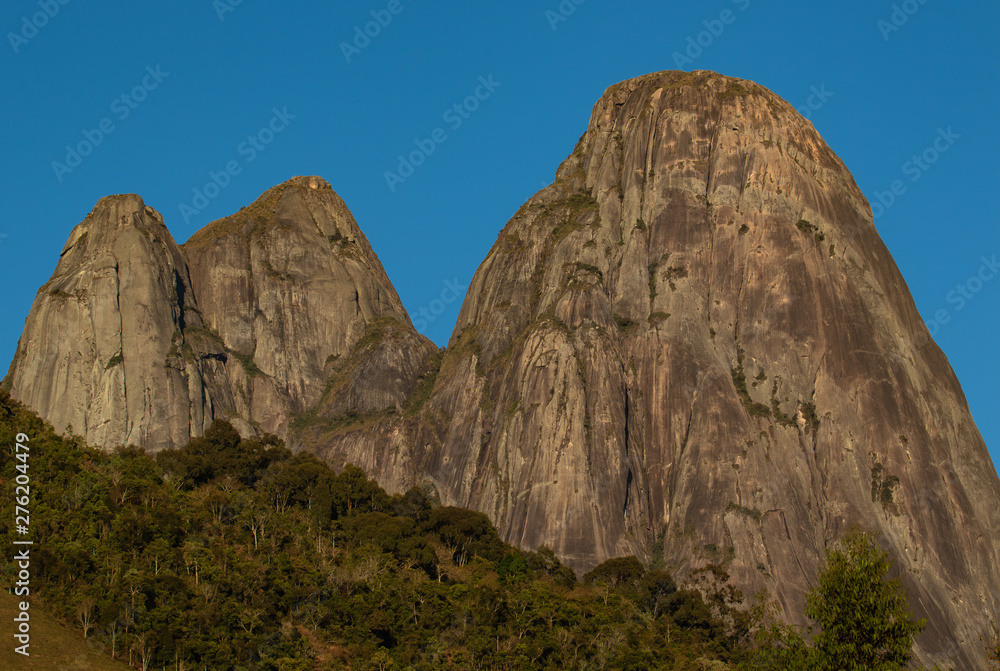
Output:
(805, 529), (925, 670)
(0, 392), (969, 669)
(0, 395), (760, 669)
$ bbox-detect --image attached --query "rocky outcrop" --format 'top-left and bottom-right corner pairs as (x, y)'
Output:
(180, 176), (421, 437)
(5, 71), (999, 669)
(2, 195), (214, 451)
(4, 176), (431, 449)
(377, 71), (997, 669)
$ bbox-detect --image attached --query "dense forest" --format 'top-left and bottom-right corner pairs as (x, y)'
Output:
(0, 389), (990, 670)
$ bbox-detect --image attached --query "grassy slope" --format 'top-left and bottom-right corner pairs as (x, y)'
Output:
(0, 591), (130, 671)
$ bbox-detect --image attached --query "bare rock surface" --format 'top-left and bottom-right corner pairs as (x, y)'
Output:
(392, 71), (998, 669)
(5, 177), (428, 447)
(180, 176), (421, 437)
(5, 72), (999, 669)
(4, 194), (213, 451)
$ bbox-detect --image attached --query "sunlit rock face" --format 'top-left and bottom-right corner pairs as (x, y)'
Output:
(6, 177), (429, 449)
(378, 71), (998, 670)
(180, 177), (426, 438)
(7, 73), (999, 670)
(4, 194), (212, 451)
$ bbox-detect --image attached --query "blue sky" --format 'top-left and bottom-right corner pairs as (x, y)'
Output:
(1, 0), (997, 472)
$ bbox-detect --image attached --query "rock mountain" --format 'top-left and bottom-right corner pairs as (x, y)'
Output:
(5, 177), (425, 451)
(6, 71), (999, 669)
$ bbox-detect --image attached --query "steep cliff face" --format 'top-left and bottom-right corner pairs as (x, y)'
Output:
(3, 194), (215, 451)
(180, 176), (421, 437)
(388, 71), (1000, 668)
(4, 177), (431, 449)
(296, 315), (439, 494)
(5, 71), (1000, 669)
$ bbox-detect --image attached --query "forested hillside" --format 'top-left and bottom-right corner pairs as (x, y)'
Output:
(0, 389), (964, 670)
(0, 389), (764, 669)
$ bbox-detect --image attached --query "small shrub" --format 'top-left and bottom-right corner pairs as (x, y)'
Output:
(718, 82), (752, 101)
(732, 350), (772, 418)
(726, 501), (764, 522)
(664, 266), (688, 290)
(648, 262), (659, 301)
(614, 314), (637, 334)
(800, 402), (820, 431)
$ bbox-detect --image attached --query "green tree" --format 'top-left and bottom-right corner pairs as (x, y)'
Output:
(805, 529), (925, 670)
(330, 464), (390, 518)
(526, 545), (576, 587)
(156, 420), (289, 488)
(739, 595), (819, 670)
(421, 506), (505, 565)
(583, 556), (645, 592)
(637, 569), (677, 617)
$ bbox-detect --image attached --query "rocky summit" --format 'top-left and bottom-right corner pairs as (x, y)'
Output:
(5, 71), (999, 669)
(5, 176), (427, 451)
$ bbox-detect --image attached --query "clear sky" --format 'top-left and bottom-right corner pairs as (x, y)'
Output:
(1, 1), (997, 472)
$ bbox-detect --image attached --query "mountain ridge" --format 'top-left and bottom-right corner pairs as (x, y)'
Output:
(5, 70), (999, 670)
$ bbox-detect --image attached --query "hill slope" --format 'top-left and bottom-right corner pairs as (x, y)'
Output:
(0, 591), (131, 671)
